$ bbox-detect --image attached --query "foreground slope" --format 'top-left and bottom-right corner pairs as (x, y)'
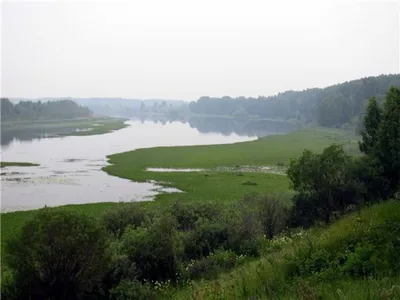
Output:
(172, 201), (400, 300)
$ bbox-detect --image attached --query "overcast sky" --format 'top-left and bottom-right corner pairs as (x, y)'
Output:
(1, 0), (399, 100)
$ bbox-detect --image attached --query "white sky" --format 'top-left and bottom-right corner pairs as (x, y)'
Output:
(1, 0), (399, 100)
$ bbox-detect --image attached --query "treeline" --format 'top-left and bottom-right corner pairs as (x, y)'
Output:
(2, 87), (399, 300)
(1, 98), (92, 120)
(288, 86), (400, 227)
(189, 74), (400, 128)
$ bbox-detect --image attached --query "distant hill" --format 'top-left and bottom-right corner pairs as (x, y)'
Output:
(189, 74), (400, 128)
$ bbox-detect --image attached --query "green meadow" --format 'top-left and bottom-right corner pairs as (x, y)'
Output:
(0, 127), (359, 259)
(103, 127), (359, 202)
(59, 117), (128, 136)
(1, 116), (128, 136)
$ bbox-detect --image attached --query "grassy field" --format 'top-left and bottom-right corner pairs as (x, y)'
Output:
(58, 118), (128, 136)
(0, 162), (40, 168)
(1, 116), (128, 136)
(104, 127), (359, 203)
(0, 127), (359, 261)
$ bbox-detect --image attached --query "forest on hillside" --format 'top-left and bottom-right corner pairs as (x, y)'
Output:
(0, 98), (92, 121)
(189, 74), (400, 128)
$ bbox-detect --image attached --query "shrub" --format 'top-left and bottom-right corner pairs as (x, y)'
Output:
(109, 279), (156, 300)
(182, 250), (239, 280)
(243, 193), (291, 238)
(183, 217), (228, 260)
(102, 203), (152, 236)
(224, 201), (263, 256)
(168, 201), (223, 231)
(121, 213), (182, 282)
(6, 208), (109, 300)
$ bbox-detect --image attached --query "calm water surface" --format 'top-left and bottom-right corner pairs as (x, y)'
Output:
(1, 120), (261, 212)
(1, 118), (298, 212)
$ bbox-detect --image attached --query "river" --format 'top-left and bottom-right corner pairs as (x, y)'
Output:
(1, 118), (298, 212)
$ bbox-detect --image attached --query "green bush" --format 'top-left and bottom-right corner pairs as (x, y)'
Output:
(243, 193), (291, 238)
(102, 203), (152, 236)
(121, 213), (182, 282)
(109, 279), (156, 300)
(181, 250), (239, 280)
(183, 217), (228, 260)
(168, 201), (223, 231)
(5, 208), (109, 300)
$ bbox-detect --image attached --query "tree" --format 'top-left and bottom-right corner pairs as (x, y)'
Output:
(287, 144), (362, 225)
(359, 97), (382, 155)
(121, 214), (181, 282)
(376, 86), (400, 194)
(6, 208), (109, 300)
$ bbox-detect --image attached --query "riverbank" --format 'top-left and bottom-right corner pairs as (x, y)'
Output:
(0, 127), (359, 260)
(103, 127), (359, 202)
(1, 116), (128, 136)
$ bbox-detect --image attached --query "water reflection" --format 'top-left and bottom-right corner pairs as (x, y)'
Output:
(1, 127), (72, 148)
(1, 119), (262, 212)
(1, 117), (298, 147)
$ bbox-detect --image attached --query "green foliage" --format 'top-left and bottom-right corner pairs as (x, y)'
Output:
(1, 98), (92, 120)
(109, 279), (157, 300)
(168, 201), (223, 231)
(4, 208), (109, 300)
(287, 144), (362, 225)
(102, 203), (152, 236)
(103, 127), (358, 204)
(120, 213), (182, 282)
(189, 74), (400, 127)
(172, 202), (400, 300)
(376, 86), (400, 194)
(243, 193), (292, 238)
(181, 250), (240, 280)
(359, 97), (382, 154)
(292, 201), (400, 280)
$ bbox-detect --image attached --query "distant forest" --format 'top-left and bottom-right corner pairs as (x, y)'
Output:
(1, 98), (92, 121)
(189, 74), (400, 128)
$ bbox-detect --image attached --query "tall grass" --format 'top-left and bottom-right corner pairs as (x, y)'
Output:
(171, 201), (400, 300)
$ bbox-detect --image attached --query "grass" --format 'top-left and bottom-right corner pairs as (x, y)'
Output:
(171, 201), (400, 300)
(0, 127), (359, 262)
(59, 118), (129, 136)
(1, 116), (128, 136)
(0, 162), (40, 168)
(103, 127), (359, 203)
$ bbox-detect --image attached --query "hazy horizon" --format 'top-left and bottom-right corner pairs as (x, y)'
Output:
(2, 0), (399, 100)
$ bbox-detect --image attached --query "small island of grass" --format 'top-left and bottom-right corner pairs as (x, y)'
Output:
(0, 161), (40, 168)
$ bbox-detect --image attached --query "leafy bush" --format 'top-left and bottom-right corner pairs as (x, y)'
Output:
(243, 193), (291, 238)
(181, 250), (239, 280)
(288, 144), (364, 226)
(109, 279), (156, 300)
(223, 200), (263, 256)
(5, 208), (109, 300)
(183, 217), (228, 260)
(102, 203), (152, 236)
(168, 201), (223, 231)
(121, 213), (182, 282)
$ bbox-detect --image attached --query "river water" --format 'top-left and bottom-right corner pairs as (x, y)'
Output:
(0, 118), (297, 212)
